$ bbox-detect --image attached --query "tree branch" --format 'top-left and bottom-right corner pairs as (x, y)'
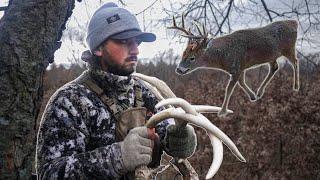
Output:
(297, 49), (319, 69)
(260, 0), (273, 22)
(118, 0), (126, 6)
(207, 1), (220, 32)
(136, 0), (158, 16)
(214, 0), (234, 36)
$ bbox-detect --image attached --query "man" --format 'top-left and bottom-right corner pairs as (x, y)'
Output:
(36, 2), (196, 179)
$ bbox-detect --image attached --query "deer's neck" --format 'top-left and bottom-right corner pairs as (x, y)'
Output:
(200, 38), (224, 70)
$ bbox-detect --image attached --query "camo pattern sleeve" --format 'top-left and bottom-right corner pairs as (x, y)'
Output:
(36, 83), (127, 179)
(138, 80), (172, 140)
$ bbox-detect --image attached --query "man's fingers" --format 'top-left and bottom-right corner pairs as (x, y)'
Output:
(138, 145), (153, 155)
(130, 126), (148, 138)
(138, 154), (152, 165)
(139, 137), (154, 148)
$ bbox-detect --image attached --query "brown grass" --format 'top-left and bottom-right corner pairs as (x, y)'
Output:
(39, 60), (320, 179)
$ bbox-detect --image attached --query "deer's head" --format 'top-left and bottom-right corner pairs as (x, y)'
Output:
(167, 16), (209, 75)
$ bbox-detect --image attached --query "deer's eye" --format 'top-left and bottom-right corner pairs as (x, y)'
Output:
(189, 56), (195, 62)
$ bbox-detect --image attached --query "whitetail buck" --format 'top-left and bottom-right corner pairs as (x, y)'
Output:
(168, 16), (300, 117)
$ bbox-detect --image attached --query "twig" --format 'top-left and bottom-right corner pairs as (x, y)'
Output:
(297, 49), (319, 69)
(214, 0), (234, 36)
(118, 0), (126, 6)
(207, 1), (219, 30)
(260, 0), (273, 22)
(136, 0), (159, 16)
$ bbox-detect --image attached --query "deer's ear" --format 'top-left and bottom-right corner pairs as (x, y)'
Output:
(200, 39), (207, 46)
(191, 41), (199, 51)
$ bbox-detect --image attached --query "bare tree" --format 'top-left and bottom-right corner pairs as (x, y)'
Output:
(0, 0), (76, 179)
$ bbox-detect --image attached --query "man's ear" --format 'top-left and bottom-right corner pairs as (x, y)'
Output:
(93, 49), (103, 57)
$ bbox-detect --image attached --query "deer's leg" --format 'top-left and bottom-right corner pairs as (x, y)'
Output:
(219, 74), (239, 117)
(257, 62), (279, 99)
(284, 52), (300, 91)
(293, 58), (300, 91)
(238, 70), (257, 101)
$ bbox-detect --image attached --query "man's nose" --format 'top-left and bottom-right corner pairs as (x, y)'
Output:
(129, 41), (139, 55)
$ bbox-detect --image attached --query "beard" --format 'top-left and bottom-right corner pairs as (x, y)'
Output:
(101, 52), (137, 76)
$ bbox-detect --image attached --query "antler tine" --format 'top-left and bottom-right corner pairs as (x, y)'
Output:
(139, 79), (165, 101)
(188, 27), (192, 35)
(155, 98), (197, 115)
(202, 23), (208, 37)
(195, 22), (203, 36)
(167, 15), (193, 36)
(146, 109), (246, 162)
(172, 16), (177, 28)
(207, 133), (223, 179)
(132, 73), (176, 99)
(192, 105), (233, 114)
(145, 109), (246, 171)
(181, 13), (185, 30)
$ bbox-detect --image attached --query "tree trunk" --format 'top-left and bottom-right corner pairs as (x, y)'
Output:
(0, 0), (75, 179)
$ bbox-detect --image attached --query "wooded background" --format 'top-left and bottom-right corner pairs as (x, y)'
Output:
(0, 0), (319, 179)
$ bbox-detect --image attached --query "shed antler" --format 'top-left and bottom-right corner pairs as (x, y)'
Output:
(132, 73), (245, 179)
(147, 99), (246, 179)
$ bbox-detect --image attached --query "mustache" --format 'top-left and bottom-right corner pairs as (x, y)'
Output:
(126, 56), (138, 62)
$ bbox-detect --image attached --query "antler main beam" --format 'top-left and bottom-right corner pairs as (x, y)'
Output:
(132, 73), (246, 179)
(167, 15), (193, 36)
(148, 99), (246, 162)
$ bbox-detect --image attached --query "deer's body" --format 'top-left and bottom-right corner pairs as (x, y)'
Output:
(170, 19), (299, 117)
(202, 20), (298, 72)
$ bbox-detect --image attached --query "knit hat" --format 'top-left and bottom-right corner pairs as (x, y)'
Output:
(86, 2), (156, 51)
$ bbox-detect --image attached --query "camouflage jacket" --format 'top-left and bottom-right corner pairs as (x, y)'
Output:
(36, 67), (169, 179)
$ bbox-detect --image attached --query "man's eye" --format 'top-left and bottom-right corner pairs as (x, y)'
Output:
(118, 40), (128, 44)
(135, 38), (142, 45)
(112, 38), (142, 46)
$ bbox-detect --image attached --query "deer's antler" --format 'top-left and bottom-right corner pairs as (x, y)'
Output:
(167, 15), (193, 36)
(132, 73), (245, 179)
(167, 14), (209, 39)
(146, 99), (245, 179)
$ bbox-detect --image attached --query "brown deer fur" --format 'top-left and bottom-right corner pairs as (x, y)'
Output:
(171, 19), (299, 117)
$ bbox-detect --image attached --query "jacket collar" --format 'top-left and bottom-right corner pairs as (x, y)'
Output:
(87, 63), (134, 95)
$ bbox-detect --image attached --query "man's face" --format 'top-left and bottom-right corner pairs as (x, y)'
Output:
(97, 37), (141, 76)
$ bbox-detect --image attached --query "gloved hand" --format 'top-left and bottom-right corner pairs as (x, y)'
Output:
(119, 126), (153, 172)
(163, 124), (197, 159)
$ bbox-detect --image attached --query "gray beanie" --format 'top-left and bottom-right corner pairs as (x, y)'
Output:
(86, 2), (156, 51)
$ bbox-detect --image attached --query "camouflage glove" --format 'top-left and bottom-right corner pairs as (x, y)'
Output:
(119, 127), (153, 172)
(163, 124), (197, 159)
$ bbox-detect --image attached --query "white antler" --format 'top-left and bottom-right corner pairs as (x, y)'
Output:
(147, 100), (246, 161)
(207, 133), (223, 179)
(146, 99), (245, 179)
(132, 73), (245, 179)
(193, 105), (233, 114)
(132, 73), (176, 98)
